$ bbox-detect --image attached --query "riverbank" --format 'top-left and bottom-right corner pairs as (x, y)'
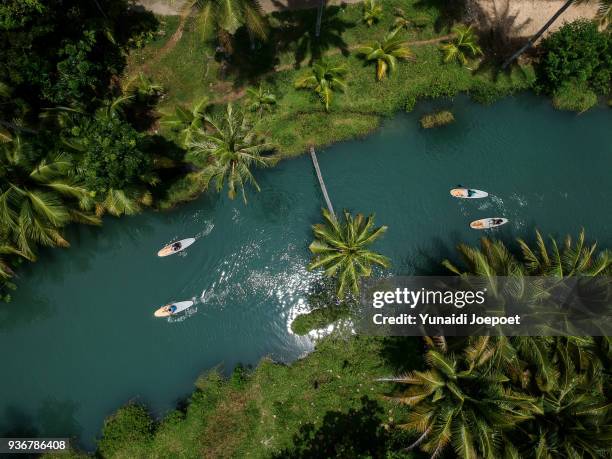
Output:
(125, 0), (538, 208)
(91, 335), (419, 458)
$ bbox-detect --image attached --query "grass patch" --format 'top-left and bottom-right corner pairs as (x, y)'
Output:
(552, 81), (598, 112)
(420, 109), (455, 128)
(90, 335), (421, 458)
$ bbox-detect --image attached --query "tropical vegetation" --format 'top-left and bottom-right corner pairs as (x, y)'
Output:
(186, 0), (268, 50)
(308, 208), (390, 298)
(186, 104), (275, 202)
(440, 24), (483, 66)
(537, 20), (612, 111)
(362, 0), (383, 27)
(294, 62), (348, 111)
(356, 27), (414, 81)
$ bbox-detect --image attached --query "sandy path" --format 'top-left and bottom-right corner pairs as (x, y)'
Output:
(470, 0), (599, 38)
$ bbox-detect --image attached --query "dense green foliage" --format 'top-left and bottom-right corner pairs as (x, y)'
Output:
(0, 0), (157, 111)
(70, 116), (151, 193)
(97, 404), (155, 458)
(538, 20), (612, 97)
(0, 0), (163, 298)
(384, 335), (612, 458)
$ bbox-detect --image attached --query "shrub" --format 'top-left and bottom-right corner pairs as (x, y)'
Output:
(552, 81), (598, 112)
(538, 20), (612, 96)
(420, 110), (455, 128)
(291, 305), (350, 335)
(70, 116), (152, 193)
(97, 403), (154, 457)
(404, 93), (417, 112)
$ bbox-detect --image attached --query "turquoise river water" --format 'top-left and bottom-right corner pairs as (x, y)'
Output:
(1, 95), (611, 449)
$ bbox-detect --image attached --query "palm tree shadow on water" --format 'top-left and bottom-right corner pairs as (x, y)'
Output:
(271, 396), (412, 458)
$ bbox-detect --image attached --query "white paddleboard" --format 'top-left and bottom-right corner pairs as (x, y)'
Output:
(450, 188), (489, 199)
(470, 218), (509, 229)
(154, 300), (194, 317)
(157, 238), (196, 257)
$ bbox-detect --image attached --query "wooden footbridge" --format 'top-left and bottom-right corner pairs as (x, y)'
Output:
(309, 146), (335, 218)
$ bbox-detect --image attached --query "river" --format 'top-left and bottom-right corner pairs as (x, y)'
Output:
(1, 94), (610, 449)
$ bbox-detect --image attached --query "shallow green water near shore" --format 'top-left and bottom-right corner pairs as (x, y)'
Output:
(1, 95), (611, 449)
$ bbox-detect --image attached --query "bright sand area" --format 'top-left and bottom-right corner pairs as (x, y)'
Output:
(136, 0), (600, 39)
(469, 0), (599, 38)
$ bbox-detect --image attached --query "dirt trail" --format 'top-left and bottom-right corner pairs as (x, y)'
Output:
(139, 3), (193, 74)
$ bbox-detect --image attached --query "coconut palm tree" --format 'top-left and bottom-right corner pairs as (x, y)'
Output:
(187, 104), (274, 203)
(362, 0), (383, 27)
(379, 337), (539, 458)
(0, 137), (99, 259)
(517, 229), (611, 277)
(356, 28), (414, 81)
(246, 84), (276, 117)
(440, 24), (483, 66)
(294, 62), (347, 112)
(308, 208), (389, 298)
(513, 337), (612, 458)
(188, 0), (268, 51)
(94, 188), (153, 217)
(160, 97), (210, 147)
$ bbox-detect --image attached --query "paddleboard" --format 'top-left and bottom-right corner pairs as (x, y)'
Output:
(157, 238), (196, 257)
(470, 218), (509, 229)
(450, 188), (489, 199)
(154, 300), (194, 317)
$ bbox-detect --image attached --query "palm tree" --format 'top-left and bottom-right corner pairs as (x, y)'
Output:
(188, 0), (268, 51)
(356, 28), (414, 81)
(160, 97), (210, 147)
(379, 337), (539, 458)
(187, 104), (274, 203)
(294, 62), (347, 112)
(308, 208), (389, 298)
(246, 84), (276, 117)
(517, 229), (611, 276)
(362, 0), (383, 27)
(95, 188), (153, 217)
(440, 24), (483, 66)
(0, 137), (99, 259)
(507, 333), (612, 457)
